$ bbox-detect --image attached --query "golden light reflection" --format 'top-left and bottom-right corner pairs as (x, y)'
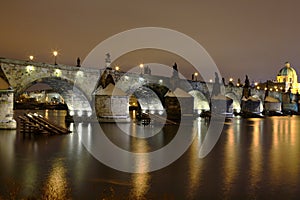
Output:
(42, 158), (70, 200)
(223, 119), (238, 196)
(249, 119), (263, 194)
(130, 139), (150, 199)
(269, 117), (300, 187)
(45, 109), (49, 119)
(186, 120), (202, 199)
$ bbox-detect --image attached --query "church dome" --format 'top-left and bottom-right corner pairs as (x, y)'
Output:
(278, 65), (297, 77)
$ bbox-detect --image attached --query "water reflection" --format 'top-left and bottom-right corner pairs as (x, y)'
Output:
(223, 119), (239, 197)
(186, 119), (202, 199)
(2, 111), (300, 198)
(248, 118), (263, 198)
(130, 139), (151, 199)
(269, 117), (300, 192)
(42, 158), (70, 200)
(0, 130), (16, 176)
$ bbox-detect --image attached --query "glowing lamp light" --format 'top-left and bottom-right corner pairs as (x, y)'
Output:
(29, 55), (34, 61)
(139, 63), (144, 74)
(254, 82), (258, 86)
(229, 78), (233, 82)
(257, 86), (260, 90)
(209, 79), (213, 83)
(264, 87), (268, 90)
(115, 66), (120, 71)
(87, 111), (92, 117)
(77, 110), (83, 117)
(194, 72), (199, 81)
(53, 50), (58, 65)
(76, 71), (83, 77)
(26, 65), (35, 73)
(69, 110), (75, 116)
(54, 69), (61, 77)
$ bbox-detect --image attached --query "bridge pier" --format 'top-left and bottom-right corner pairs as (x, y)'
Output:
(0, 89), (16, 129)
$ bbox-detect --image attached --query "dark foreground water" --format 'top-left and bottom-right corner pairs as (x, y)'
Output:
(1, 110), (300, 199)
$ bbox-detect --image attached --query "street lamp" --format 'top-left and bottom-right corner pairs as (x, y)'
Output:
(194, 72), (198, 81)
(53, 51), (58, 65)
(139, 63), (144, 74)
(29, 55), (34, 61)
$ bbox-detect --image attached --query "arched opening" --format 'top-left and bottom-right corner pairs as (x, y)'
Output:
(188, 90), (210, 114)
(225, 92), (241, 113)
(132, 86), (164, 115)
(15, 77), (92, 118)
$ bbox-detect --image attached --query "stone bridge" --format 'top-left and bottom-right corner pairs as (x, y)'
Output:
(0, 58), (100, 116)
(0, 57), (284, 116)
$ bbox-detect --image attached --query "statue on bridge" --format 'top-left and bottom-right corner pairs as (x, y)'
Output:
(242, 75), (251, 98)
(212, 72), (221, 96)
(105, 53), (112, 70)
(172, 63), (178, 78)
(76, 57), (81, 67)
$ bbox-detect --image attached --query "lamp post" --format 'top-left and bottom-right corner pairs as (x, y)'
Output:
(139, 63), (144, 74)
(194, 72), (198, 81)
(53, 51), (58, 65)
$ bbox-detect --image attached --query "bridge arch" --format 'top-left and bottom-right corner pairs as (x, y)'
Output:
(17, 77), (92, 116)
(225, 92), (241, 112)
(188, 90), (210, 113)
(131, 86), (165, 114)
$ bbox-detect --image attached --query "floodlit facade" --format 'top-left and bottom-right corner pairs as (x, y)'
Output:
(277, 62), (300, 94)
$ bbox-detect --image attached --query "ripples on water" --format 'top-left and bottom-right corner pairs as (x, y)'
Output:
(1, 110), (300, 199)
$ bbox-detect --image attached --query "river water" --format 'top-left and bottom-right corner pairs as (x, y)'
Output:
(1, 110), (300, 199)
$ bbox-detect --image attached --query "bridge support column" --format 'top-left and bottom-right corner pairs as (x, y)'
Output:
(0, 90), (16, 129)
(94, 83), (130, 122)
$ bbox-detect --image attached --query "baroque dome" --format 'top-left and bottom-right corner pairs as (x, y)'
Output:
(278, 65), (297, 77)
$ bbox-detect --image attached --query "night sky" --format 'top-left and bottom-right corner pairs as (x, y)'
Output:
(1, 0), (300, 82)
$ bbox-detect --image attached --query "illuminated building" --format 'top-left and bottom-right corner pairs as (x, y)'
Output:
(277, 62), (299, 94)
